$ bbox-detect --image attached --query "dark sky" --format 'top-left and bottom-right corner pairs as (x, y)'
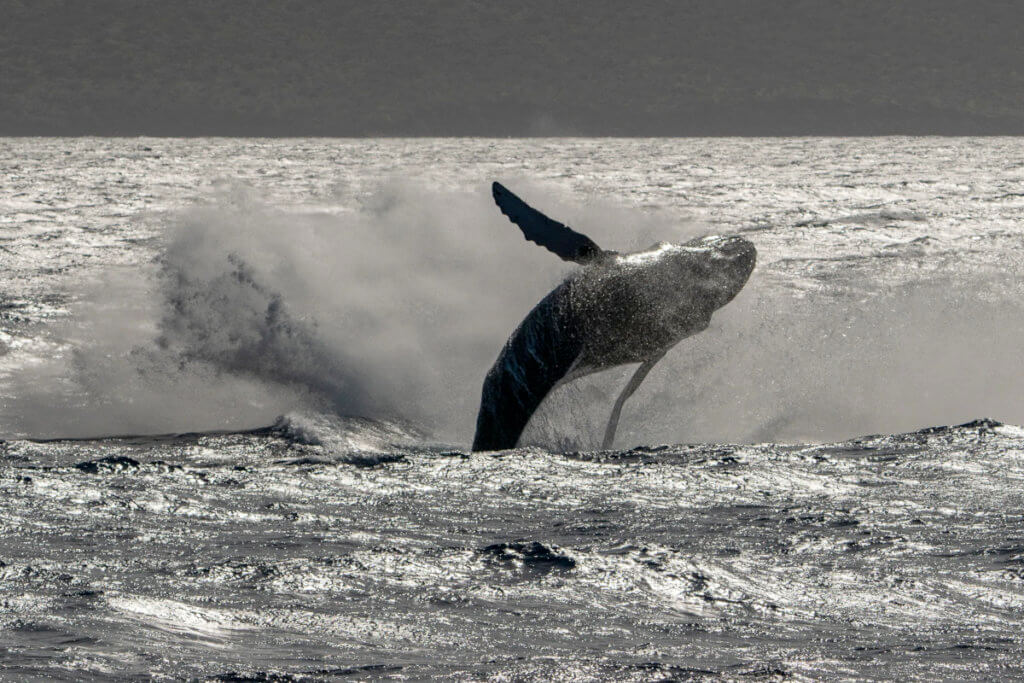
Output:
(4, 0), (1024, 135)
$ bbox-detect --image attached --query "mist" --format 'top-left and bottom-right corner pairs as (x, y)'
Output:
(5, 178), (1024, 447)
(2, 179), (700, 441)
(527, 271), (1024, 448)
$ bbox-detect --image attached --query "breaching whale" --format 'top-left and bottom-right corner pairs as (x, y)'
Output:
(472, 182), (756, 451)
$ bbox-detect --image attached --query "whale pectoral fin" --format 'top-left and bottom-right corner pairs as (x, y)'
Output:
(601, 351), (666, 450)
(491, 182), (606, 264)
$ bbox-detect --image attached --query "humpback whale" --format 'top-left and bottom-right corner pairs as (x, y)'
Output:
(472, 183), (756, 451)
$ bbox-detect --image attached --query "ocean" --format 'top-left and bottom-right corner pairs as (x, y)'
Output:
(2, 137), (1023, 679)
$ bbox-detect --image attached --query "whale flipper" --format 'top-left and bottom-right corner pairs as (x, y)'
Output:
(492, 182), (607, 264)
(601, 351), (666, 450)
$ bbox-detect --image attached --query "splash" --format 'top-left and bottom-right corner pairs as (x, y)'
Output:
(2, 179), (697, 441)
(526, 268), (1024, 447)
(6, 177), (1024, 447)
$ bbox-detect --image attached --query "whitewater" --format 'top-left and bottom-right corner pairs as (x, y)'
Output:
(1, 137), (1023, 679)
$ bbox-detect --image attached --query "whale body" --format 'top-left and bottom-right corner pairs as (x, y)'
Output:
(472, 183), (756, 452)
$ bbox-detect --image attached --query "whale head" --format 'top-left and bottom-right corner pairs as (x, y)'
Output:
(634, 234), (755, 312)
(602, 234), (755, 341)
(695, 234), (757, 307)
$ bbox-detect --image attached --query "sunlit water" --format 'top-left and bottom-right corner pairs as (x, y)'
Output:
(2, 138), (1024, 679)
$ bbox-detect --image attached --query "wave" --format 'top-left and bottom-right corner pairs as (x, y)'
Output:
(15, 412), (427, 467)
(833, 208), (929, 225)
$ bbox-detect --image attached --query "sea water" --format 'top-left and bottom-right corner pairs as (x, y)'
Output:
(1, 138), (1023, 679)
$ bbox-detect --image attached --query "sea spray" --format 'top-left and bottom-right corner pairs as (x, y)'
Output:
(528, 270), (1024, 446)
(3, 179), (693, 441)
(7, 175), (1024, 446)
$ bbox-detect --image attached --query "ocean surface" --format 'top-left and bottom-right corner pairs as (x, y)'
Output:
(2, 138), (1024, 679)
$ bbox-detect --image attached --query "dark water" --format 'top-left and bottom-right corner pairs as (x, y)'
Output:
(2, 415), (1023, 679)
